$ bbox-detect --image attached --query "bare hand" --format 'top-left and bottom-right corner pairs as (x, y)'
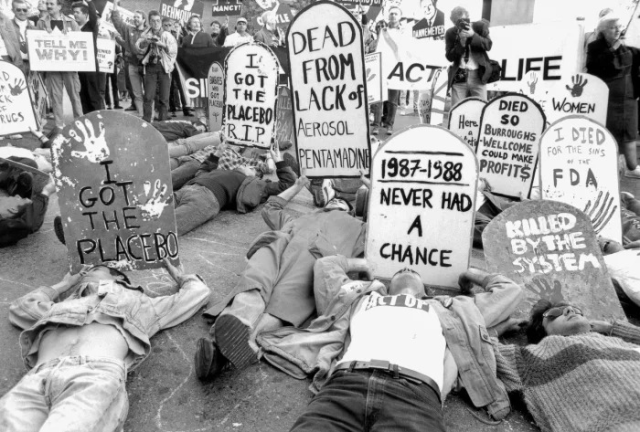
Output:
(162, 258), (188, 285)
(359, 170), (371, 189)
(269, 146), (282, 162)
(41, 175), (57, 197)
(347, 258), (374, 281)
(590, 320), (613, 335)
(295, 175), (309, 190)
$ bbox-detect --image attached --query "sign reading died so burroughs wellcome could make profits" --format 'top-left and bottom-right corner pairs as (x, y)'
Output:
(287, 0), (370, 178)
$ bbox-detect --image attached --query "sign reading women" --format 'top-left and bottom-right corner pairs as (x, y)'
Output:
(365, 125), (477, 290)
(51, 111), (179, 272)
(223, 41), (279, 148)
(0, 61), (38, 136)
(287, 0), (370, 178)
(540, 115), (622, 242)
(208, 62), (224, 132)
(447, 97), (485, 150)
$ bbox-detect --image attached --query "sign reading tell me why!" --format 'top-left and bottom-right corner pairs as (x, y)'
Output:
(544, 73), (609, 125)
(483, 200), (625, 321)
(208, 62), (224, 132)
(447, 97), (485, 150)
(52, 111), (179, 272)
(365, 125), (478, 290)
(540, 115), (622, 242)
(288, 0), (370, 178)
(0, 61), (38, 136)
(159, 0), (204, 22)
(476, 93), (546, 199)
(222, 41), (279, 148)
(27, 30), (95, 72)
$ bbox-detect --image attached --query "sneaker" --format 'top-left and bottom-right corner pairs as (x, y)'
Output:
(106, 105), (112, 110)
(386, 126), (394, 135)
(194, 338), (228, 381)
(625, 167), (640, 179)
(372, 127), (379, 135)
(309, 178), (335, 207)
(113, 105), (123, 109)
(214, 315), (258, 370)
(54, 215), (65, 245)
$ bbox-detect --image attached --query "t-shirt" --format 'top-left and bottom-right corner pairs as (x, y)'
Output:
(223, 32), (253, 47)
(340, 291), (446, 392)
(186, 169), (245, 209)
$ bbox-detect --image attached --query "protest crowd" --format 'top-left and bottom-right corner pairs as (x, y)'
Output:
(3, 0), (640, 431)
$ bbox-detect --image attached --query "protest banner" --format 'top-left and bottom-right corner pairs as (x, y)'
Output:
(447, 97), (485, 150)
(483, 200), (625, 321)
(0, 61), (38, 136)
(365, 125), (478, 289)
(365, 52), (382, 104)
(288, 0), (371, 178)
(222, 41), (279, 148)
(51, 111), (179, 272)
(476, 93), (546, 199)
(27, 71), (48, 128)
(211, 0), (241, 17)
(102, 1), (137, 27)
(159, 0), (204, 22)
(28, 30), (95, 72)
(540, 115), (622, 242)
(96, 38), (116, 74)
(275, 85), (294, 148)
(207, 62), (224, 132)
(544, 73), (609, 125)
(253, 2), (294, 34)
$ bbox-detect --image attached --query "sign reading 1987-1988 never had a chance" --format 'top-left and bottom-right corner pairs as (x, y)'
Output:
(365, 125), (477, 290)
(288, 0), (370, 178)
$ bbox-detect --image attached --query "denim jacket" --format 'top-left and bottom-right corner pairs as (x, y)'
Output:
(257, 256), (522, 420)
(9, 275), (210, 371)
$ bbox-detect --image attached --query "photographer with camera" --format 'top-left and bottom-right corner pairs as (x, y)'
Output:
(444, 6), (492, 107)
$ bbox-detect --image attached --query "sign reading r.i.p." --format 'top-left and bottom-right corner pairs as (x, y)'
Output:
(288, 0), (370, 178)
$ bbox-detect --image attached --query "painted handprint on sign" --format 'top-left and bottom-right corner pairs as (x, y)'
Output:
(70, 119), (110, 163)
(137, 179), (171, 221)
(566, 75), (588, 97)
(366, 67), (376, 82)
(525, 276), (565, 303)
(583, 191), (617, 234)
(173, 0), (194, 10)
(9, 78), (27, 96)
(527, 73), (538, 95)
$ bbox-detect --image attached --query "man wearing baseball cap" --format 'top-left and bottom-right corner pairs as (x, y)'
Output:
(223, 16), (253, 47)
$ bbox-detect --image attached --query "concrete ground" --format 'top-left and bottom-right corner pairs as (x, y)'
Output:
(1, 99), (639, 432)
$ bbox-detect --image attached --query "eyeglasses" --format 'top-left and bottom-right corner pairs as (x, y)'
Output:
(14, 8), (28, 12)
(542, 306), (583, 320)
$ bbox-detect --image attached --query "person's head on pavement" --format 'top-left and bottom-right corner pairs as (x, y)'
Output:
(526, 299), (591, 343)
(324, 197), (351, 213)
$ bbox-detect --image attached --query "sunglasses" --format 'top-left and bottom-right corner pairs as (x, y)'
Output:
(543, 306), (583, 320)
(15, 8), (28, 12)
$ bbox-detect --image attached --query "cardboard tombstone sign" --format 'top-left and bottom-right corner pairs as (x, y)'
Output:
(208, 62), (224, 132)
(447, 97), (485, 150)
(517, 70), (548, 112)
(287, 0), (371, 178)
(544, 73), (609, 125)
(483, 200), (625, 321)
(51, 111), (179, 273)
(365, 125), (478, 290)
(275, 86), (294, 147)
(540, 115), (622, 242)
(222, 41), (279, 148)
(365, 52), (382, 104)
(28, 30), (95, 72)
(476, 93), (546, 199)
(0, 61), (38, 136)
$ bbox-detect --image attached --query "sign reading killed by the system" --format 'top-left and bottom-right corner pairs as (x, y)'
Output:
(476, 93), (546, 199)
(276, 86), (294, 147)
(97, 38), (116, 74)
(447, 97), (485, 150)
(365, 125), (478, 290)
(288, 0), (370, 178)
(211, 0), (241, 17)
(28, 30), (95, 72)
(159, 0), (205, 21)
(544, 73), (609, 125)
(365, 52), (382, 104)
(0, 61), (38, 136)
(222, 41), (279, 148)
(540, 115), (622, 242)
(483, 200), (625, 321)
(51, 111), (179, 272)
(208, 62), (224, 132)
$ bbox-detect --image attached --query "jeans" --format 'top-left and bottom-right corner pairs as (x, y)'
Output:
(371, 90), (400, 128)
(45, 71), (83, 128)
(174, 184), (220, 235)
(105, 71), (119, 107)
(170, 159), (202, 190)
(143, 63), (171, 122)
(128, 63), (144, 116)
(0, 356), (128, 432)
(290, 369), (445, 432)
(451, 69), (487, 107)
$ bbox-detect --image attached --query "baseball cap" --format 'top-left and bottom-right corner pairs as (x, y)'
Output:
(237, 17), (247, 24)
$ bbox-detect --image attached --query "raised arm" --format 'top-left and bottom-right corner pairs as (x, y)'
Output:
(261, 176), (309, 230)
(111, 0), (131, 36)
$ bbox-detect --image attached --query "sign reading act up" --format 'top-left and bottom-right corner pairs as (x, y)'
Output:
(288, 0), (370, 178)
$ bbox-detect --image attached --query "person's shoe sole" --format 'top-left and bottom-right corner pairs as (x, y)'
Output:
(386, 129), (393, 135)
(54, 216), (65, 245)
(372, 128), (379, 135)
(194, 337), (216, 380)
(214, 315), (257, 370)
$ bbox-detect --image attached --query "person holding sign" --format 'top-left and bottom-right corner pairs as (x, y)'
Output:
(0, 260), (210, 432)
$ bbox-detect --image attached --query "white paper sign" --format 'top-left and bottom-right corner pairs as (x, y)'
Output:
(544, 73), (609, 126)
(447, 98), (485, 150)
(0, 61), (38, 136)
(540, 115), (622, 242)
(288, 0), (370, 178)
(208, 62), (224, 132)
(365, 52), (382, 104)
(27, 30), (96, 72)
(97, 38), (116, 74)
(102, 2), (137, 28)
(222, 41), (279, 148)
(365, 125), (478, 289)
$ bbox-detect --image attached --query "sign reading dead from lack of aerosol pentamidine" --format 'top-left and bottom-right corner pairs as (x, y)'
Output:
(51, 111), (179, 273)
(222, 41), (279, 148)
(208, 62), (224, 132)
(476, 93), (546, 199)
(288, 0), (370, 178)
(365, 125), (477, 290)
(0, 61), (38, 136)
(447, 97), (485, 150)
(540, 115), (622, 242)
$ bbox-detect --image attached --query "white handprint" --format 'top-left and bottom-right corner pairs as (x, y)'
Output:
(70, 119), (110, 163)
(137, 179), (170, 221)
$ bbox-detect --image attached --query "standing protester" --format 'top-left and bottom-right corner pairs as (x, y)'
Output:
(0, 10), (23, 70)
(254, 11), (281, 47)
(11, 0), (35, 74)
(181, 15), (214, 122)
(104, 44), (122, 109)
(587, 12), (640, 179)
(223, 16), (252, 47)
(209, 18), (227, 47)
(37, 0), (83, 129)
(445, 6), (492, 107)
(28, 0), (47, 26)
(136, 11), (177, 123)
(73, 0), (104, 113)
(169, 20), (189, 117)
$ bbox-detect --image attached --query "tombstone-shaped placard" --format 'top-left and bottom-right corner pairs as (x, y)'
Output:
(276, 86), (294, 147)
(544, 73), (609, 125)
(540, 115), (622, 242)
(447, 97), (485, 150)
(208, 62), (224, 132)
(483, 200), (625, 321)
(365, 125), (478, 290)
(476, 93), (546, 199)
(517, 71), (547, 113)
(51, 111), (179, 272)
(0, 61), (38, 136)
(222, 41), (279, 148)
(287, 0), (370, 178)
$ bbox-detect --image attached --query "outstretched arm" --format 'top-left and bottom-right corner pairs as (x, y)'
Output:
(590, 320), (640, 345)
(261, 176), (309, 230)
